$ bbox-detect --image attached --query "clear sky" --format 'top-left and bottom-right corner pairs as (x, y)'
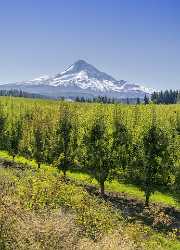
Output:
(0, 0), (180, 90)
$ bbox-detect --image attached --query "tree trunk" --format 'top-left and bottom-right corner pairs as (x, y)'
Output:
(145, 191), (150, 207)
(38, 163), (41, 169)
(13, 155), (15, 162)
(63, 169), (67, 182)
(99, 181), (105, 196)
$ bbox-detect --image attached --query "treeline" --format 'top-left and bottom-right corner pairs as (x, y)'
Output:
(151, 90), (180, 104)
(75, 91), (180, 105)
(0, 89), (48, 99)
(75, 96), (116, 104)
(0, 100), (179, 206)
(75, 96), (146, 104)
(0, 88), (179, 105)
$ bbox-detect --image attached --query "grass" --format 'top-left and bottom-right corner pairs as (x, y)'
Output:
(1, 165), (180, 250)
(68, 172), (180, 208)
(0, 150), (179, 209)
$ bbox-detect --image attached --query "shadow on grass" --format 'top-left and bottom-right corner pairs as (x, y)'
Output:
(84, 184), (180, 238)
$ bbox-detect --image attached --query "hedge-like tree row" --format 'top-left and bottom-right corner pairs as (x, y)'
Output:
(0, 97), (179, 206)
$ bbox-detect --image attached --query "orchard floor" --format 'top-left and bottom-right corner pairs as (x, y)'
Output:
(0, 157), (180, 249)
(0, 150), (179, 210)
(0, 151), (179, 238)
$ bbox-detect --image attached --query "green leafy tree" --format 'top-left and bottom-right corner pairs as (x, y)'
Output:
(53, 107), (77, 179)
(0, 104), (7, 150)
(8, 118), (23, 160)
(173, 111), (180, 203)
(33, 125), (45, 168)
(142, 124), (174, 206)
(112, 116), (132, 178)
(84, 115), (113, 195)
(176, 111), (180, 135)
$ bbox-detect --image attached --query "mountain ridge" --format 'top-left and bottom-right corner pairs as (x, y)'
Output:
(0, 60), (153, 99)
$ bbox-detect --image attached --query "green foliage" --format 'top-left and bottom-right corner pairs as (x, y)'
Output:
(83, 113), (113, 194)
(7, 118), (23, 160)
(0, 104), (7, 150)
(33, 125), (45, 168)
(112, 112), (132, 170)
(142, 124), (175, 206)
(0, 97), (179, 205)
(53, 105), (78, 177)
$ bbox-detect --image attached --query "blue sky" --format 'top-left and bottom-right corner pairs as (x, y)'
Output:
(0, 0), (180, 90)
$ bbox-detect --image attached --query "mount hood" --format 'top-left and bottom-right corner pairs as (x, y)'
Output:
(0, 60), (152, 99)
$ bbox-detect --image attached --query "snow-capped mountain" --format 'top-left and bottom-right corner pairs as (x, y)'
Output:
(0, 60), (152, 99)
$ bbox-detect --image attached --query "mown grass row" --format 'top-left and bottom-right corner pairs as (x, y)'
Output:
(0, 150), (179, 209)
